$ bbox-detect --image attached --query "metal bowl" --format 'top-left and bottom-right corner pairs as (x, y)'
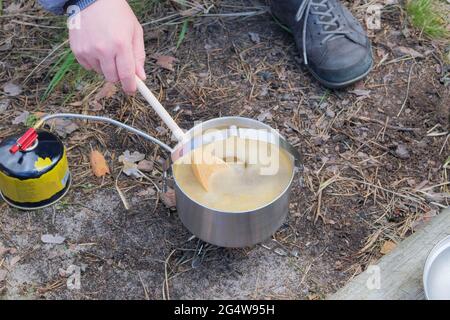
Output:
(170, 117), (301, 248)
(423, 235), (450, 300)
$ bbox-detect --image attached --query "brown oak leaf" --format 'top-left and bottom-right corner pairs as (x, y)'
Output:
(90, 150), (110, 177)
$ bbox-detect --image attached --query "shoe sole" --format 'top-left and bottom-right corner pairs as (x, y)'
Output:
(306, 58), (374, 89)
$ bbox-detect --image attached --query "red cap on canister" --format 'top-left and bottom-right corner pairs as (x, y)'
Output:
(9, 128), (38, 154)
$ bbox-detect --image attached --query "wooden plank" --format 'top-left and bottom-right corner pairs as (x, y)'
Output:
(329, 208), (450, 300)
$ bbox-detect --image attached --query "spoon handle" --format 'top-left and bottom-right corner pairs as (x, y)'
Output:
(135, 76), (185, 142)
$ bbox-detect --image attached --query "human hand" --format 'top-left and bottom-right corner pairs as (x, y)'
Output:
(68, 0), (146, 93)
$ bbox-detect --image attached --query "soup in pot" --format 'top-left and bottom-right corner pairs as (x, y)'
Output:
(173, 136), (294, 212)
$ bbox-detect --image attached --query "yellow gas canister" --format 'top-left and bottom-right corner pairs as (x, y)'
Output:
(0, 129), (71, 210)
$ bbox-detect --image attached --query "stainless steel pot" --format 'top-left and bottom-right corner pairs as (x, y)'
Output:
(6, 112), (299, 247)
(423, 235), (450, 300)
(169, 117), (301, 248)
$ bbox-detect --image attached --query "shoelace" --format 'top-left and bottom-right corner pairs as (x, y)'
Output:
(295, 0), (350, 64)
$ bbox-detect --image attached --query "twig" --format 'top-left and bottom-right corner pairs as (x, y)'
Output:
(115, 169), (130, 210)
(343, 177), (422, 204)
(162, 249), (177, 300)
(314, 175), (340, 224)
(383, 56), (415, 66)
(137, 169), (161, 192)
(439, 134), (449, 155)
(11, 19), (65, 29)
(199, 10), (268, 17)
(353, 115), (419, 132)
(315, 188), (323, 224)
(397, 63), (415, 117)
(419, 181), (450, 192)
(138, 273), (150, 300)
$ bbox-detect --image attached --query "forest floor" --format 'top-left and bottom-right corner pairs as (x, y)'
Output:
(0, 0), (448, 299)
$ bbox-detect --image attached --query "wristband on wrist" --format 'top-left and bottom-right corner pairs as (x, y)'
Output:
(65, 0), (98, 16)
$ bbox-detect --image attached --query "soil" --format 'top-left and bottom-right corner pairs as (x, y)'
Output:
(0, 0), (448, 299)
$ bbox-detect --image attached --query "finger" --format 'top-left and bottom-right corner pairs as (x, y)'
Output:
(86, 57), (102, 74)
(99, 56), (120, 83)
(69, 35), (91, 70)
(74, 55), (93, 71)
(116, 46), (136, 93)
(70, 39), (93, 71)
(133, 24), (146, 80)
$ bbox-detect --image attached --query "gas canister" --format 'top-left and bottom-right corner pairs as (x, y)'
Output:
(0, 129), (71, 210)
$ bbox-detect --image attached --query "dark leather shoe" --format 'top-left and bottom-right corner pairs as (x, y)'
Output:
(271, 0), (373, 88)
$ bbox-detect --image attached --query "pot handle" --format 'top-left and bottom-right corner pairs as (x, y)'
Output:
(280, 139), (302, 168)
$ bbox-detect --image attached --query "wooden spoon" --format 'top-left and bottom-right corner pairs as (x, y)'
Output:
(190, 147), (229, 191)
(135, 76), (228, 191)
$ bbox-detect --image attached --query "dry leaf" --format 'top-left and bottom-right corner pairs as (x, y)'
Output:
(41, 234), (66, 244)
(119, 150), (145, 163)
(349, 89), (371, 97)
(153, 55), (178, 71)
(88, 100), (104, 111)
(411, 210), (437, 230)
(122, 161), (142, 178)
(95, 82), (117, 100)
(47, 118), (79, 138)
(9, 255), (21, 267)
(248, 32), (261, 44)
(161, 187), (177, 208)
(119, 150), (146, 177)
(0, 99), (10, 113)
(380, 240), (396, 255)
(64, 265), (81, 290)
(394, 46), (424, 59)
(90, 150), (110, 177)
(3, 82), (22, 96)
(395, 144), (410, 159)
(12, 111), (29, 125)
(137, 187), (156, 197)
(68, 101), (83, 107)
(257, 111), (272, 122)
(137, 159), (154, 172)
